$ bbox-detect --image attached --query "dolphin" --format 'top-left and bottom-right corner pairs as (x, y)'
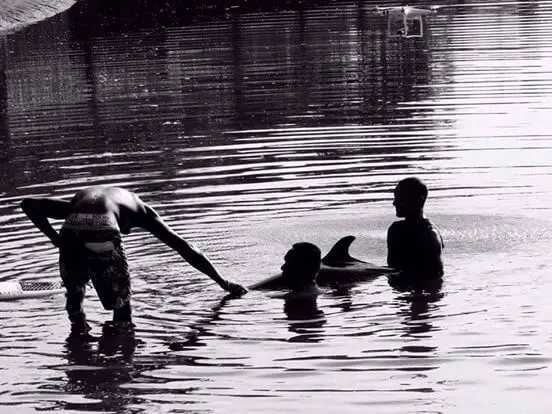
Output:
(248, 236), (396, 290)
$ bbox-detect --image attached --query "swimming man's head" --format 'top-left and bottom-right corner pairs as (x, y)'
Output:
(393, 177), (428, 218)
(281, 242), (322, 288)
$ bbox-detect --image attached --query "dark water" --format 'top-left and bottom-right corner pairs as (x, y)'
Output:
(1, 1), (552, 412)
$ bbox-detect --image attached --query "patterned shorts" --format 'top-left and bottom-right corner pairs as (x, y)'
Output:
(59, 229), (131, 310)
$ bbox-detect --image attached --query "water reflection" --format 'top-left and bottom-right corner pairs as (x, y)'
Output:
(328, 284), (355, 312)
(391, 279), (444, 338)
(1, 0), (552, 411)
(167, 293), (237, 352)
(68, 0), (330, 36)
(284, 292), (327, 342)
(0, 36), (11, 194)
(0, 0), (447, 262)
(61, 322), (141, 411)
(0, 36), (7, 139)
(1, 0), (437, 197)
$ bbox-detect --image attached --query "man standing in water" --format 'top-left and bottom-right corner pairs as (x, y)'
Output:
(21, 186), (247, 336)
(387, 177), (444, 283)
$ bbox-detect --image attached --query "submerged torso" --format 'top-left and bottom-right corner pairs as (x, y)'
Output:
(387, 218), (444, 279)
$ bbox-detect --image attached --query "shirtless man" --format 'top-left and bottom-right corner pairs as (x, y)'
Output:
(280, 243), (325, 325)
(251, 242), (324, 327)
(20, 186), (247, 335)
(279, 242), (323, 296)
(387, 177), (444, 281)
(248, 242), (323, 295)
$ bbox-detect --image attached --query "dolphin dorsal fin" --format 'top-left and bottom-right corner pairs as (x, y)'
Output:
(322, 235), (356, 266)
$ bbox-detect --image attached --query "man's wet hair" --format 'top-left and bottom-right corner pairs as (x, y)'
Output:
(292, 242), (321, 268)
(284, 242), (322, 284)
(397, 176), (428, 204)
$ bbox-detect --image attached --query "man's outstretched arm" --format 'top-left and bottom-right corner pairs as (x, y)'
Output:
(139, 205), (247, 295)
(20, 198), (73, 247)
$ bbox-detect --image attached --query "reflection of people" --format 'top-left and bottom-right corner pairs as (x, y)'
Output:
(21, 186), (247, 336)
(247, 242), (326, 336)
(284, 292), (326, 343)
(169, 243), (327, 350)
(63, 321), (139, 408)
(387, 177), (444, 284)
(278, 243), (326, 340)
(394, 282), (444, 337)
(168, 293), (236, 352)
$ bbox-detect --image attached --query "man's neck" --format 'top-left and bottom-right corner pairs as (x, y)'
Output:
(404, 212), (425, 222)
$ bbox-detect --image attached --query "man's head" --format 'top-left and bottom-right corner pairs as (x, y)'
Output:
(281, 242), (321, 288)
(393, 177), (428, 218)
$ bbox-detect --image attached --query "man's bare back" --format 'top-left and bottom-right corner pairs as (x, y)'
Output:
(21, 186), (247, 337)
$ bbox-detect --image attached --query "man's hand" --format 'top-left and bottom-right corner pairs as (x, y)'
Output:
(223, 281), (248, 296)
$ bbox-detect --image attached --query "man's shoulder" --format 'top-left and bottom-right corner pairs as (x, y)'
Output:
(423, 218), (444, 247)
(388, 219), (441, 239)
(104, 186), (134, 199)
(104, 187), (144, 209)
(388, 220), (406, 233)
(423, 218), (442, 235)
(388, 220), (405, 228)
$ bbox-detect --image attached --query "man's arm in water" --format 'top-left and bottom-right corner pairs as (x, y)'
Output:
(20, 197), (73, 247)
(138, 204), (247, 295)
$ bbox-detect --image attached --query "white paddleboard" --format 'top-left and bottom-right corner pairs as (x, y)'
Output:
(0, 280), (64, 300)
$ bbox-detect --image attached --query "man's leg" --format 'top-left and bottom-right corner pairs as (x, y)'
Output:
(60, 260), (92, 335)
(91, 237), (132, 323)
(110, 237), (132, 323)
(66, 288), (91, 334)
(113, 302), (132, 322)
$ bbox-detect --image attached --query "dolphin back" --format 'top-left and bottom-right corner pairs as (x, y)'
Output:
(250, 235), (395, 290)
(322, 235), (358, 266)
(319, 235), (395, 284)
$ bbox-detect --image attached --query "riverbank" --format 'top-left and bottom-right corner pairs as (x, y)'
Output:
(0, 0), (340, 36)
(0, 0), (75, 33)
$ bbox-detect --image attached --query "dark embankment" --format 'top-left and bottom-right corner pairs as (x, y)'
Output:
(0, 0), (75, 33)
(69, 0), (340, 35)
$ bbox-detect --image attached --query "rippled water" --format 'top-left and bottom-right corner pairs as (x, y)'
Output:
(1, 0), (552, 412)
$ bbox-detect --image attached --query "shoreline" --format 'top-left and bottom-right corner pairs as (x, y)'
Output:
(0, 0), (337, 35)
(0, 0), (76, 34)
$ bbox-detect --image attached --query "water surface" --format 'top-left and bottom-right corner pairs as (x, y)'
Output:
(1, 1), (552, 412)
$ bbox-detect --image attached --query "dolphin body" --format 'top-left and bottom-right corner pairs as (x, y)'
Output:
(249, 236), (396, 290)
